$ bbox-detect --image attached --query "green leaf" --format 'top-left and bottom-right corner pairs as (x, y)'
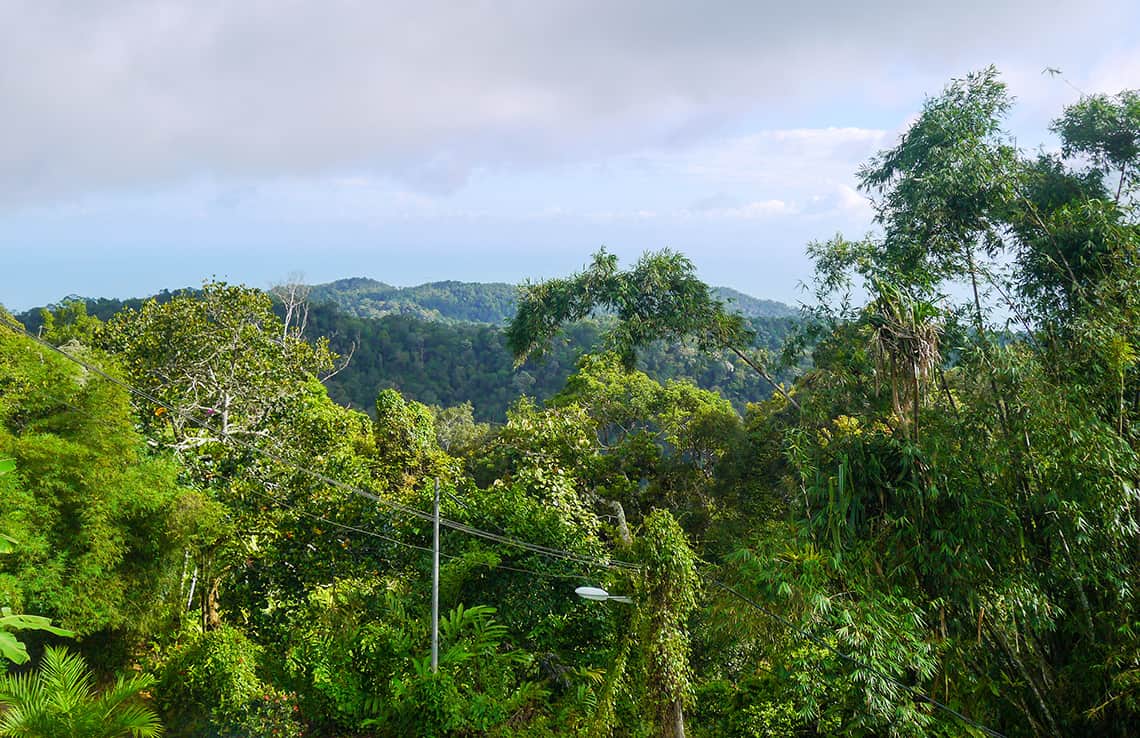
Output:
(0, 607), (76, 644)
(0, 630), (30, 664)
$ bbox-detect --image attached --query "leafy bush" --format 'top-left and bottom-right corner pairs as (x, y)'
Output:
(372, 604), (548, 736)
(279, 581), (412, 730)
(222, 686), (303, 738)
(692, 676), (821, 738)
(283, 580), (549, 736)
(156, 624), (264, 737)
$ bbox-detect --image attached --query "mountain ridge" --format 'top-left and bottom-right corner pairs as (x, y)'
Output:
(15, 277), (797, 328)
(305, 277), (798, 324)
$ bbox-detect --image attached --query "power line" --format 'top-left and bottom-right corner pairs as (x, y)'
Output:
(7, 373), (600, 587)
(4, 322), (639, 573)
(246, 485), (592, 582)
(489, 563), (591, 580)
(250, 474), (597, 581)
(244, 486), (436, 555)
(709, 578), (1007, 738)
(435, 489), (591, 579)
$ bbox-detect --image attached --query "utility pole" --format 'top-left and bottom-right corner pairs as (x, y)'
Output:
(431, 478), (440, 673)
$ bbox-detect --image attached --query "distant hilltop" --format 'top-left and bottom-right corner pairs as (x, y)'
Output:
(308, 278), (520, 324)
(308, 277), (798, 325)
(15, 277), (798, 331)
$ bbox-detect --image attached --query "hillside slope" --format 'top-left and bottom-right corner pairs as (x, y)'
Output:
(306, 278), (797, 323)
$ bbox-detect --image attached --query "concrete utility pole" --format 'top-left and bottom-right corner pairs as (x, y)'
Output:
(431, 478), (440, 673)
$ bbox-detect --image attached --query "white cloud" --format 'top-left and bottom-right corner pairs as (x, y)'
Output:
(686, 199), (794, 219)
(669, 127), (890, 186)
(1, 0), (1134, 206)
(1085, 47), (1140, 97)
(835, 183), (873, 217)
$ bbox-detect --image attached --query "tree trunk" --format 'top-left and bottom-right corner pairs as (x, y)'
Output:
(203, 575), (223, 631)
(607, 500), (633, 549)
(666, 699), (685, 738)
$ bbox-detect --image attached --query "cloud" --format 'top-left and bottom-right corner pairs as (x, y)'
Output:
(667, 127), (890, 186)
(0, 0), (1133, 206)
(684, 198), (793, 219)
(1085, 47), (1140, 97)
(829, 183), (871, 214)
(689, 193), (743, 212)
(722, 199), (794, 218)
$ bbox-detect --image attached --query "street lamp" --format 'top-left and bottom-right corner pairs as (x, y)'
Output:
(575, 585), (633, 604)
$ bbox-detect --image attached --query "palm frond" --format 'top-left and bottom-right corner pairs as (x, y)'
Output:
(0, 646), (163, 738)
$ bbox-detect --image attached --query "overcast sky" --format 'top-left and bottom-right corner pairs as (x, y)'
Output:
(2, 0), (1138, 311)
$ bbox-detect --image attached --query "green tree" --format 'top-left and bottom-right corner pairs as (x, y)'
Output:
(97, 281), (336, 454)
(0, 323), (192, 646)
(1052, 89), (1140, 203)
(0, 455), (72, 667)
(758, 69), (1140, 736)
(548, 353), (747, 540)
(507, 249), (797, 408)
(373, 388), (446, 496)
(37, 300), (102, 346)
(633, 510), (699, 738)
(429, 402), (491, 457)
(95, 282), (370, 633)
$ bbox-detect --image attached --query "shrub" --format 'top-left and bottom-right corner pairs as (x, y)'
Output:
(223, 686), (303, 738)
(156, 624), (276, 737)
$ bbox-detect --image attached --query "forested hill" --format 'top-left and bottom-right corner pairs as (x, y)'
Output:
(14, 283), (801, 420)
(711, 286), (799, 319)
(18, 279), (797, 329)
(308, 278), (519, 323)
(305, 277), (798, 323)
(308, 302), (800, 420)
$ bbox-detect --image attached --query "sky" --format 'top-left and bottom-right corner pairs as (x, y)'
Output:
(2, 0), (1138, 312)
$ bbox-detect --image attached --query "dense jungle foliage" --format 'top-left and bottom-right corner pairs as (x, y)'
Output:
(2, 69), (1140, 737)
(15, 286), (800, 421)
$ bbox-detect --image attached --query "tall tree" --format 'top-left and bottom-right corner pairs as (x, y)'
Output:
(634, 509), (699, 738)
(98, 281), (336, 453)
(507, 249), (798, 408)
